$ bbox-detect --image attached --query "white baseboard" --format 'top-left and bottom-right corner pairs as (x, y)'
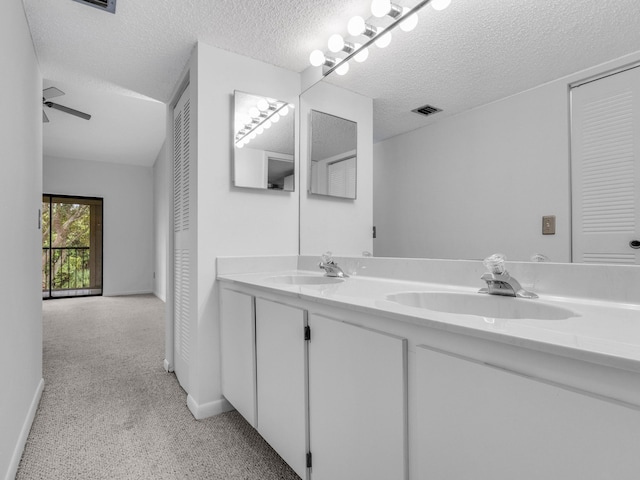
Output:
(187, 395), (234, 420)
(103, 290), (154, 297)
(163, 359), (174, 373)
(5, 378), (44, 480)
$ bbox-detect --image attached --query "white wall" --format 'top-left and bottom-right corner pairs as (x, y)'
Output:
(373, 52), (640, 263)
(0, 1), (43, 478)
(374, 81), (571, 262)
(44, 156), (154, 296)
(300, 81), (374, 256)
(167, 43), (301, 416)
(153, 141), (168, 301)
(234, 147), (267, 189)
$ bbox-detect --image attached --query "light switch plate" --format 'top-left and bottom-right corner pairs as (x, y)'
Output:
(542, 215), (556, 235)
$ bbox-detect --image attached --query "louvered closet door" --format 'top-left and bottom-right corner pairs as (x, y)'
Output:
(172, 84), (193, 391)
(571, 66), (640, 264)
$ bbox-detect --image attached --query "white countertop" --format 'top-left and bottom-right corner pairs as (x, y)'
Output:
(217, 269), (640, 374)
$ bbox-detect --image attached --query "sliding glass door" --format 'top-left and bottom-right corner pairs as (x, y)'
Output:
(42, 195), (103, 299)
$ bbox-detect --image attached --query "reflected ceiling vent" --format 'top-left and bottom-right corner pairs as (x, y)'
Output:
(411, 104), (442, 117)
(72, 0), (116, 14)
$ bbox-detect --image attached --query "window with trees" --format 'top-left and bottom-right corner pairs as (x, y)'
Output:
(42, 195), (103, 298)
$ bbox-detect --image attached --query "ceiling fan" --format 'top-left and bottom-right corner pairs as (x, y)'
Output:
(42, 87), (92, 123)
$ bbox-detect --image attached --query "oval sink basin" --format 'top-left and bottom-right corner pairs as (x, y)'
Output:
(268, 275), (344, 285)
(386, 291), (577, 320)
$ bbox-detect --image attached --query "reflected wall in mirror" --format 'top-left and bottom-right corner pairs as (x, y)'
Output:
(233, 90), (295, 191)
(303, 0), (640, 263)
(309, 110), (357, 199)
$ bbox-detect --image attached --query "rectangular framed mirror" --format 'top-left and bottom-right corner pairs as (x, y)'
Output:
(233, 90), (295, 191)
(309, 109), (357, 199)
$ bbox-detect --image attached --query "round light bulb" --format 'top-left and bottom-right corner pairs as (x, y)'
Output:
(249, 132), (257, 140)
(309, 49), (326, 67)
(431, 0), (451, 11)
(257, 126), (264, 134)
(249, 107), (260, 118)
(257, 98), (269, 111)
(335, 59), (349, 76)
(347, 16), (365, 36)
(263, 120), (272, 129)
(371, 0), (391, 17)
(400, 8), (419, 31)
(280, 105), (289, 116)
(375, 29), (392, 48)
(271, 113), (280, 123)
(328, 34), (345, 53)
(353, 44), (369, 63)
(236, 141), (244, 149)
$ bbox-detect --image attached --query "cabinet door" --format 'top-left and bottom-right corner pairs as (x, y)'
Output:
(415, 345), (640, 480)
(308, 314), (408, 480)
(256, 298), (308, 479)
(220, 288), (256, 427)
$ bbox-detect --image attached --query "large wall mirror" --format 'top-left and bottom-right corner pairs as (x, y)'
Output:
(233, 90), (295, 191)
(309, 110), (357, 199)
(301, 0), (640, 264)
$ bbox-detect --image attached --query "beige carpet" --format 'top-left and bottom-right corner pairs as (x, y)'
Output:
(17, 294), (299, 480)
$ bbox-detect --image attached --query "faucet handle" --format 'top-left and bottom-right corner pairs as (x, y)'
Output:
(321, 251), (334, 264)
(483, 253), (507, 274)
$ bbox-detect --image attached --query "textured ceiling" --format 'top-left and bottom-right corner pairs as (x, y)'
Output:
(22, 0), (640, 164)
(311, 110), (357, 161)
(23, 0), (370, 103)
(320, 0), (640, 141)
(42, 79), (165, 166)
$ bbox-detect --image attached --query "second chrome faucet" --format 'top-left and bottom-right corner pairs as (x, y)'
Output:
(478, 253), (537, 299)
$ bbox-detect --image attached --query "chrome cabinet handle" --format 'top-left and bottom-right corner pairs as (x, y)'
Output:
(630, 240), (640, 249)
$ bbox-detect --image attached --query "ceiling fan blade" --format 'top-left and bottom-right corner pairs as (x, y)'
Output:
(43, 87), (65, 100)
(43, 110), (49, 123)
(45, 101), (91, 121)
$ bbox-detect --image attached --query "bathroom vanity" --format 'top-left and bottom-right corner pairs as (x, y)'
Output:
(217, 255), (640, 480)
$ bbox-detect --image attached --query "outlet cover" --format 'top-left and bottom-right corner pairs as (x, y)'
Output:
(542, 215), (556, 235)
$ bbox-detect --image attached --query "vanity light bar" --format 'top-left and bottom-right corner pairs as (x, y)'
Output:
(235, 101), (292, 148)
(310, 0), (451, 78)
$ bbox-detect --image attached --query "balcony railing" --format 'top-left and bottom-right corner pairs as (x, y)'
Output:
(42, 247), (96, 295)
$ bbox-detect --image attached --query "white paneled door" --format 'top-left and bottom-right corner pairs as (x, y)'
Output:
(571, 66), (640, 264)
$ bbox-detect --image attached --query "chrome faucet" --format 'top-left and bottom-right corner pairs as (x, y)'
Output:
(478, 254), (537, 299)
(319, 252), (349, 278)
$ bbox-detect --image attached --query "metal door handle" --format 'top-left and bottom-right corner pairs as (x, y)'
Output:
(630, 240), (640, 249)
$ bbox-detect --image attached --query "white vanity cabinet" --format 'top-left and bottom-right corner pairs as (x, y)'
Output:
(307, 314), (408, 480)
(220, 288), (257, 426)
(415, 345), (640, 480)
(219, 286), (409, 480)
(255, 298), (308, 479)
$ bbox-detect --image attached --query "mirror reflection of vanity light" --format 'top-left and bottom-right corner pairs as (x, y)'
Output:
(309, 109), (357, 199)
(233, 90), (295, 191)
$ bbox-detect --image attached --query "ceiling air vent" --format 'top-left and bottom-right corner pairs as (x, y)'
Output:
(72, 0), (116, 14)
(412, 104), (442, 117)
